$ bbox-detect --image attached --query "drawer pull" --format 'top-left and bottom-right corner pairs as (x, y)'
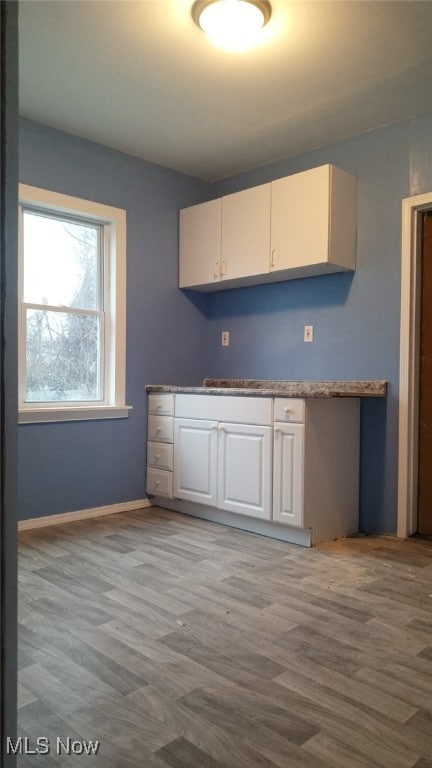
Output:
(155, 479), (160, 486)
(156, 427), (161, 433)
(284, 407), (292, 416)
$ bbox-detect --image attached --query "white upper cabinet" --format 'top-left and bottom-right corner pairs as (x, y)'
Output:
(179, 164), (357, 291)
(179, 198), (221, 289)
(270, 164), (357, 278)
(221, 184), (270, 282)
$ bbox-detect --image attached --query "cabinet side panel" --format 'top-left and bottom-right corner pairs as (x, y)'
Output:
(303, 399), (360, 543)
(329, 166), (358, 270)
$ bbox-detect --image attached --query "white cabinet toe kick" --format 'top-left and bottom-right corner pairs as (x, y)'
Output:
(146, 392), (360, 547)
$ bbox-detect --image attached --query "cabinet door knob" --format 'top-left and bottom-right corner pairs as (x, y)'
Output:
(274, 427), (281, 434)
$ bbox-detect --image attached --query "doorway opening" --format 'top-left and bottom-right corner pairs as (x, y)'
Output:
(398, 193), (432, 538)
(417, 212), (432, 535)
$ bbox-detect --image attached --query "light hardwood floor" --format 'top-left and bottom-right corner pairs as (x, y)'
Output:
(17, 507), (432, 767)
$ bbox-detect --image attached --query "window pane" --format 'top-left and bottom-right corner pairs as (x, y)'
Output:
(23, 211), (100, 309)
(25, 309), (101, 402)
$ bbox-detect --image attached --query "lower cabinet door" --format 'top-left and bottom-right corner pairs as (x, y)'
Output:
(218, 423), (272, 519)
(273, 423), (304, 526)
(173, 418), (218, 506)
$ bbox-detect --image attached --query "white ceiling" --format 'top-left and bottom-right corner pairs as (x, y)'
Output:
(19, 0), (432, 182)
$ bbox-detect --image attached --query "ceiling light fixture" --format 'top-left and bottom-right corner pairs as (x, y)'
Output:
(192, 0), (272, 52)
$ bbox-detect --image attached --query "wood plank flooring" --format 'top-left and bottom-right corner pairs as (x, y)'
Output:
(17, 507), (432, 767)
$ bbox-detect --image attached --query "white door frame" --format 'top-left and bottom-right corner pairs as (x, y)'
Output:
(398, 192), (432, 537)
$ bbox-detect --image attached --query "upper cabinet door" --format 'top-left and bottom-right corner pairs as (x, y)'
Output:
(179, 198), (221, 289)
(270, 165), (357, 277)
(221, 183), (271, 282)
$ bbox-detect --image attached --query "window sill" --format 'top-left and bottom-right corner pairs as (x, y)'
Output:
(19, 405), (132, 424)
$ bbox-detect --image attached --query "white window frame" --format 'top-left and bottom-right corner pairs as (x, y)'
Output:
(18, 184), (131, 424)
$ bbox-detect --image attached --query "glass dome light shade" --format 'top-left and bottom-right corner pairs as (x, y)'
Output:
(192, 0), (272, 51)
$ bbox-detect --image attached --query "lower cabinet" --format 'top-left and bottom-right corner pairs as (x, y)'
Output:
(272, 398), (360, 542)
(173, 418), (272, 519)
(147, 392), (360, 545)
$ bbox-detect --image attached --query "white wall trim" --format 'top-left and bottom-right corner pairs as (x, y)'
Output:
(18, 498), (151, 531)
(398, 192), (432, 538)
(19, 404), (132, 424)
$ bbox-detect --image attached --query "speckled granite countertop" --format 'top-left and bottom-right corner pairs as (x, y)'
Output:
(146, 379), (387, 398)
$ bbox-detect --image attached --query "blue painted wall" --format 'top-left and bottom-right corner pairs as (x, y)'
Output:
(203, 114), (432, 533)
(19, 114), (432, 533)
(18, 119), (210, 520)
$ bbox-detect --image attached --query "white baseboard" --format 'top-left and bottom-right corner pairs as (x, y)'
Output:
(18, 498), (151, 531)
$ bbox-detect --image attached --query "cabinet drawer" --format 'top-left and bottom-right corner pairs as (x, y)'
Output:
(148, 393), (174, 416)
(175, 394), (272, 425)
(147, 468), (173, 498)
(148, 415), (174, 443)
(274, 398), (305, 423)
(147, 441), (173, 471)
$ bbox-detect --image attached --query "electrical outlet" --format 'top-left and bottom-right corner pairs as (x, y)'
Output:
(221, 331), (230, 347)
(304, 325), (314, 342)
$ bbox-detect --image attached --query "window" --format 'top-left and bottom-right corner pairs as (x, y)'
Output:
(18, 185), (130, 423)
